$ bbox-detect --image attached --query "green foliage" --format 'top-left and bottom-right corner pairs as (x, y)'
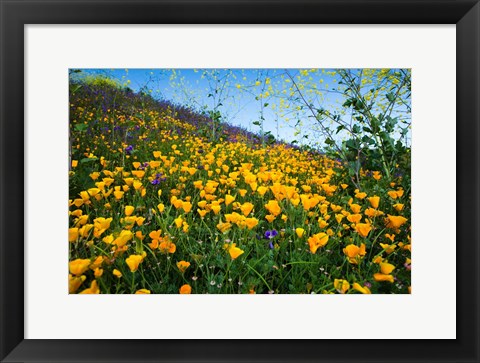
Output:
(80, 74), (124, 90)
(285, 69), (411, 188)
(68, 76), (411, 295)
(334, 69), (411, 181)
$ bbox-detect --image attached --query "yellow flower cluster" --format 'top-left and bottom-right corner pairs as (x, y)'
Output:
(68, 86), (411, 294)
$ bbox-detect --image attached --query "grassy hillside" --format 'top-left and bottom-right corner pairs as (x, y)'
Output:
(68, 79), (411, 294)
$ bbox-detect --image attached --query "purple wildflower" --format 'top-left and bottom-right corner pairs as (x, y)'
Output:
(125, 145), (134, 155)
(264, 230), (278, 239)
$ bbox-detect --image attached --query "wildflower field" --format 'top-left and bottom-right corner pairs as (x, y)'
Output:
(69, 69), (411, 294)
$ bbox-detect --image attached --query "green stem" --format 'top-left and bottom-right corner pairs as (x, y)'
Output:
(131, 272), (135, 293)
(246, 263), (272, 292)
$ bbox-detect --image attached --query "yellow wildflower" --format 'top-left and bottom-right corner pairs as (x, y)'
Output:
(79, 280), (100, 294)
(308, 233), (329, 254)
(69, 258), (91, 276)
(334, 279), (350, 294)
(179, 284), (192, 294)
(125, 254), (144, 272)
(176, 260), (191, 273)
(295, 228), (305, 238)
(352, 282), (371, 294)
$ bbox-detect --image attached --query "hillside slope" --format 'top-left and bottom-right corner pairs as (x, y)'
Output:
(68, 80), (411, 294)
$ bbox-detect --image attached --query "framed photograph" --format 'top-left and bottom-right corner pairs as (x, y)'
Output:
(1, 0), (479, 362)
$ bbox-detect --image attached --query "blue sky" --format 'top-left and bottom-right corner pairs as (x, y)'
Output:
(76, 68), (411, 148)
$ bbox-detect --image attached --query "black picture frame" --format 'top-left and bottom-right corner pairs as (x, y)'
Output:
(1, 0), (479, 362)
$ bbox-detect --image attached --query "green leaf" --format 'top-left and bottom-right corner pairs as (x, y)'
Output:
(80, 157), (97, 163)
(371, 117), (380, 131)
(347, 165), (356, 176)
(345, 139), (359, 150)
(361, 135), (375, 145)
(352, 125), (361, 134)
(70, 84), (83, 94)
(353, 99), (364, 110)
(252, 121), (261, 126)
(325, 138), (335, 146)
(74, 124), (88, 132)
(386, 116), (398, 131)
